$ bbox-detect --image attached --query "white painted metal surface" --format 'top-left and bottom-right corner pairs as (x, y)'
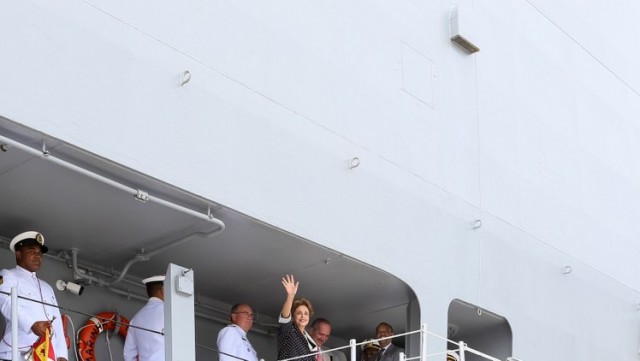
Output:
(0, 1), (639, 360)
(11, 288), (18, 361)
(165, 264), (195, 361)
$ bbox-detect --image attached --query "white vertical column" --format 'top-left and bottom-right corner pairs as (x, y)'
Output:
(164, 263), (195, 361)
(11, 287), (18, 361)
(420, 323), (427, 361)
(458, 341), (466, 361)
(349, 339), (356, 361)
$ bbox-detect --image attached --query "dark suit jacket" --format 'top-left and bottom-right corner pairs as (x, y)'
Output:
(379, 344), (404, 361)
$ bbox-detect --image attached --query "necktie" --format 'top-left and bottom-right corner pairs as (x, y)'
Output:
(317, 353), (323, 361)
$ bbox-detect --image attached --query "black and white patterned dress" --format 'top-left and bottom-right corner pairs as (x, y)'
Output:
(277, 316), (318, 361)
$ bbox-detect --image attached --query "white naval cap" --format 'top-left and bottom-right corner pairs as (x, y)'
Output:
(142, 275), (165, 284)
(10, 231), (48, 253)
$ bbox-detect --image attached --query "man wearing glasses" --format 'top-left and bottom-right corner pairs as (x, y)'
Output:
(217, 303), (258, 361)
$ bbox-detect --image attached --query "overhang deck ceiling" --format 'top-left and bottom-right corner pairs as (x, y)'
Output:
(0, 118), (414, 344)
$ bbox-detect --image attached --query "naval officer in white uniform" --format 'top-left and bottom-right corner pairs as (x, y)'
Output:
(123, 275), (165, 361)
(0, 231), (68, 361)
(217, 303), (258, 361)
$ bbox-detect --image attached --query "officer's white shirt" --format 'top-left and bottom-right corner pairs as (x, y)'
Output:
(217, 324), (258, 361)
(0, 266), (68, 360)
(123, 297), (164, 361)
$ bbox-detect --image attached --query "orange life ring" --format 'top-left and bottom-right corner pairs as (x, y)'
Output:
(77, 312), (129, 361)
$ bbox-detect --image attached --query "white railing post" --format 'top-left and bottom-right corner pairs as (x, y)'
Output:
(420, 323), (428, 361)
(399, 352), (405, 361)
(11, 287), (18, 361)
(458, 341), (466, 361)
(350, 339), (357, 361)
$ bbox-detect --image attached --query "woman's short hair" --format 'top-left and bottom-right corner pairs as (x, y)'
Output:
(291, 297), (314, 317)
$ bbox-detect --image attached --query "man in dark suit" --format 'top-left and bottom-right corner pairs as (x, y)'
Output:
(375, 322), (404, 361)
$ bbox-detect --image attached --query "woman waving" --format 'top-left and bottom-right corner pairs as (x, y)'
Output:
(277, 275), (318, 361)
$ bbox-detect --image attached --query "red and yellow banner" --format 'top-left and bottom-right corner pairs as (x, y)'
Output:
(32, 328), (55, 361)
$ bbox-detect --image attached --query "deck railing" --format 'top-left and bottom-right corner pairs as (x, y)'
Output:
(278, 322), (519, 361)
(2, 287), (521, 361)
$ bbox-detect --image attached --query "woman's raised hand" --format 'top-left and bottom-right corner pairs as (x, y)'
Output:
(281, 274), (299, 296)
